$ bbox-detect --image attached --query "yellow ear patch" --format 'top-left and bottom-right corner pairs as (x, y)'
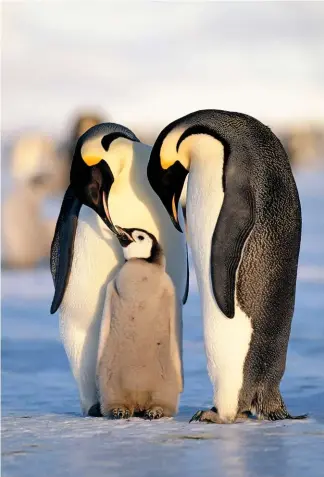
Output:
(171, 194), (178, 223)
(161, 154), (175, 170)
(81, 138), (104, 166)
(160, 128), (185, 170)
(82, 155), (101, 166)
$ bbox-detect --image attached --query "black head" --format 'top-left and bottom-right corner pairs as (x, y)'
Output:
(70, 123), (139, 234)
(147, 122), (189, 232)
(147, 111), (232, 232)
(114, 226), (163, 264)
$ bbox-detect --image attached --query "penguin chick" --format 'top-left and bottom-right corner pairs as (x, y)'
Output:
(97, 227), (183, 420)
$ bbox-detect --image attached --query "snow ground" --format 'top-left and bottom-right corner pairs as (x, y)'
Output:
(2, 170), (324, 477)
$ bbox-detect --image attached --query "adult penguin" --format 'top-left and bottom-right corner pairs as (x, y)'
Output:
(50, 123), (188, 416)
(147, 109), (306, 423)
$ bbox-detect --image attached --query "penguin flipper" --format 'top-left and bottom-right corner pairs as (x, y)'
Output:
(182, 244), (190, 305)
(96, 281), (119, 411)
(50, 185), (82, 314)
(97, 281), (116, 367)
(211, 183), (254, 318)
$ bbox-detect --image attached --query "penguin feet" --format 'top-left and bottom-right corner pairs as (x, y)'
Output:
(110, 407), (133, 419)
(237, 410), (253, 420)
(144, 406), (164, 420)
(189, 407), (252, 424)
(87, 403), (102, 417)
(189, 407), (223, 424)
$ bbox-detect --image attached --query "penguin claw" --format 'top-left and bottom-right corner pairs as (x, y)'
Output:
(189, 410), (204, 423)
(144, 407), (164, 420)
(189, 408), (222, 424)
(110, 407), (132, 419)
(289, 414), (308, 420)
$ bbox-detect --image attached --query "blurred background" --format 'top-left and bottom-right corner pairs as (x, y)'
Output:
(1, 1), (324, 268)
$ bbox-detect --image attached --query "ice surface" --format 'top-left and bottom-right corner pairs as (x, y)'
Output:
(2, 170), (324, 477)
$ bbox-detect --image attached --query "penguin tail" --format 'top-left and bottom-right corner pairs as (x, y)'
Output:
(261, 410), (308, 421)
(253, 388), (308, 422)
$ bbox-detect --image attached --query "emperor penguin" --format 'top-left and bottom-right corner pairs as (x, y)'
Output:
(50, 123), (187, 416)
(2, 179), (55, 268)
(147, 109), (306, 423)
(2, 134), (58, 268)
(97, 226), (182, 419)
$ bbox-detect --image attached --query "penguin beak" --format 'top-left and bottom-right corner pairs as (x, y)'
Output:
(102, 190), (118, 234)
(114, 226), (134, 247)
(147, 159), (188, 232)
(71, 159), (119, 235)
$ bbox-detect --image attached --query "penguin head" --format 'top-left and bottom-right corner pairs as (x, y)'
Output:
(147, 123), (193, 232)
(70, 123), (140, 234)
(148, 111), (231, 232)
(115, 226), (163, 264)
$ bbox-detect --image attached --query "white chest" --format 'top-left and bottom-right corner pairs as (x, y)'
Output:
(109, 178), (187, 300)
(60, 206), (123, 328)
(185, 138), (252, 419)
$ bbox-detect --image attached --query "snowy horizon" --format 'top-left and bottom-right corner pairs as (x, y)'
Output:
(2, 2), (324, 139)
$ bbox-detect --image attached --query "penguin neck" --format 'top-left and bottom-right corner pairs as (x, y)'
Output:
(107, 142), (159, 232)
(186, 136), (225, 297)
(111, 142), (151, 192)
(146, 242), (165, 267)
(80, 203), (112, 238)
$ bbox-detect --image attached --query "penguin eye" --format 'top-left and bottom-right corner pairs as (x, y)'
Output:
(137, 235), (145, 241)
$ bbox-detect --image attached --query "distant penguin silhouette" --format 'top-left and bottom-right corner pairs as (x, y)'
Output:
(2, 133), (59, 268)
(11, 132), (67, 194)
(2, 179), (55, 268)
(66, 112), (104, 166)
(97, 227), (182, 419)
